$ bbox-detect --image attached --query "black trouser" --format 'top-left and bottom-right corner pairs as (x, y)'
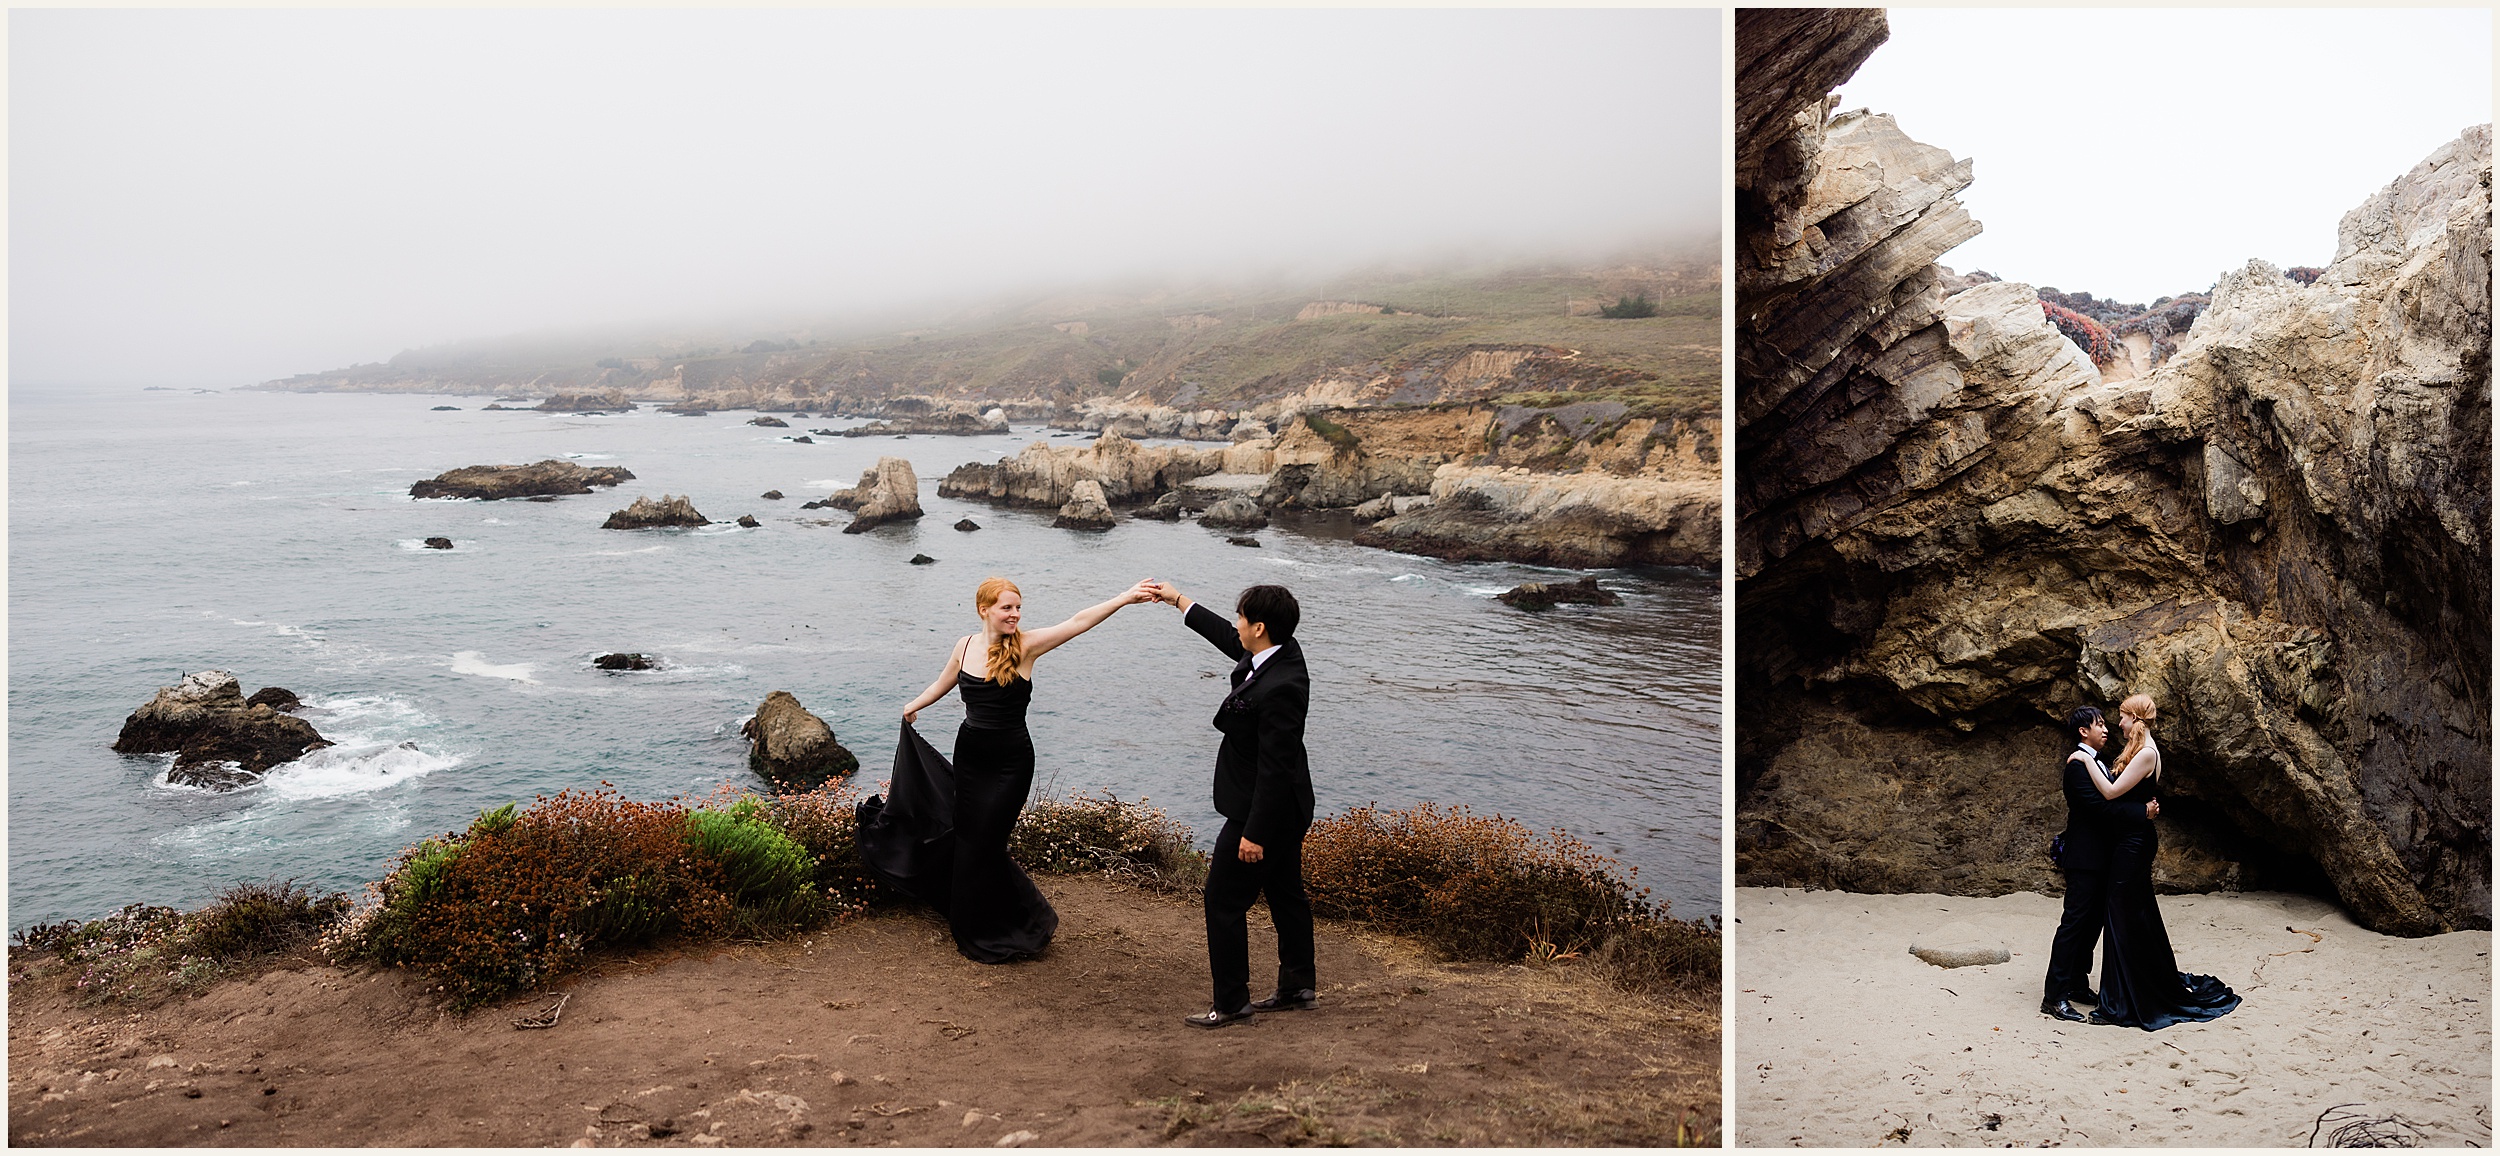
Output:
(2043, 866), (2109, 1004)
(1203, 818), (1315, 1013)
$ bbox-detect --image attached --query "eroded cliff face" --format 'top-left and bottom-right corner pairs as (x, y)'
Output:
(1734, 10), (2491, 935)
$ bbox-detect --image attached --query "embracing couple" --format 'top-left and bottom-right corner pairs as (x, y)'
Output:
(2041, 693), (2242, 1030)
(855, 575), (1315, 1029)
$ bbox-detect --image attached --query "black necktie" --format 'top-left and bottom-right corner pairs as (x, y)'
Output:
(1231, 656), (1253, 689)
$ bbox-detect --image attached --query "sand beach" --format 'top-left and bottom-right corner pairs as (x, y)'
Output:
(1734, 887), (2490, 1147)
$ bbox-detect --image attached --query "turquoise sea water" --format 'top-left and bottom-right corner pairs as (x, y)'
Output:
(7, 384), (1721, 928)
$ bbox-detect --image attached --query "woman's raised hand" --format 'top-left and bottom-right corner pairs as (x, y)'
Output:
(903, 706), (919, 724)
(1125, 579), (1160, 605)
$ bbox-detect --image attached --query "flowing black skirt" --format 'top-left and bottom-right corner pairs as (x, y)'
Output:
(855, 720), (1057, 963)
(2096, 824), (2241, 1030)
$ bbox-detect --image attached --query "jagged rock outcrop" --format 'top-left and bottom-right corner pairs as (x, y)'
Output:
(422, 537), (454, 550)
(938, 432), (1247, 508)
(1199, 497), (1268, 531)
(536, 391), (637, 412)
(244, 687), (301, 712)
(1734, 7), (2491, 936)
(837, 457), (926, 534)
(1052, 480), (1117, 531)
(1356, 465), (1718, 569)
(602, 495), (709, 529)
(1498, 577), (1622, 612)
(409, 459), (635, 500)
(595, 653), (656, 671)
(114, 671), (333, 789)
(741, 691), (858, 788)
(839, 412), (1009, 437)
(749, 416), (789, 427)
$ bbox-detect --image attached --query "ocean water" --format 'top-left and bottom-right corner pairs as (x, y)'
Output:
(6, 384), (1722, 929)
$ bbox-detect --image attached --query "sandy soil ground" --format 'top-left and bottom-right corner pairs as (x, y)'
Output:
(1734, 887), (2490, 1147)
(9, 876), (1716, 1147)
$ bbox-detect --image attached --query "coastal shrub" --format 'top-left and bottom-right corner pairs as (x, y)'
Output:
(2040, 301), (2115, 364)
(1591, 912), (1721, 994)
(753, 780), (886, 914)
(1301, 802), (1652, 962)
(13, 880), (351, 1006)
(685, 796), (824, 933)
(1599, 293), (1660, 319)
(1300, 411), (1360, 451)
(1012, 790), (1207, 892)
(338, 789), (735, 1007)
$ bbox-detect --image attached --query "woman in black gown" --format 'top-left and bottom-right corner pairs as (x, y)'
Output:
(2081, 693), (2242, 1029)
(863, 575), (1154, 963)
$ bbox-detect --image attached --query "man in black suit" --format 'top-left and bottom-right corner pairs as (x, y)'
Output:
(2042, 703), (2158, 1021)
(1147, 580), (1316, 1029)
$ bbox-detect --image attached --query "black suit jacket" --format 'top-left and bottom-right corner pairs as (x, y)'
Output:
(2059, 748), (2149, 872)
(1184, 602), (1314, 846)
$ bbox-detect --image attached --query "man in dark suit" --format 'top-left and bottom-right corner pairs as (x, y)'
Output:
(2042, 703), (2158, 1021)
(1147, 580), (1316, 1029)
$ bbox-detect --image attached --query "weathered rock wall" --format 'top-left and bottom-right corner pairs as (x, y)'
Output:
(1733, 9), (2491, 935)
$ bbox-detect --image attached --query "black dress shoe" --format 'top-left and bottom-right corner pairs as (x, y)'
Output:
(2040, 998), (2087, 1023)
(1184, 1006), (1256, 1029)
(2070, 987), (2101, 1005)
(1250, 988), (1318, 1012)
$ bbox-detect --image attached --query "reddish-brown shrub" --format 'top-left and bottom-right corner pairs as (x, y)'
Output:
(1303, 802), (1650, 960)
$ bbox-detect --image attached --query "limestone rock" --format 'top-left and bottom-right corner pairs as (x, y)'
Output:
(1734, 10), (2490, 938)
(937, 432), (1232, 509)
(1135, 492), (1188, 521)
(1052, 480), (1117, 531)
(838, 457), (926, 534)
(602, 495), (709, 530)
(741, 691), (858, 788)
(1358, 467), (1718, 569)
(410, 459), (635, 501)
(1199, 497), (1269, 531)
(114, 671), (333, 788)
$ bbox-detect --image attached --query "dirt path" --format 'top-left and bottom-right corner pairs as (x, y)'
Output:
(10, 876), (1717, 1146)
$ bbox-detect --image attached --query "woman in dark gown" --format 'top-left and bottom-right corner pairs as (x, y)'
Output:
(2083, 693), (2242, 1030)
(859, 575), (1154, 963)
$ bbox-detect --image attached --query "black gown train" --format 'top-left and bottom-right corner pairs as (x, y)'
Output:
(2094, 772), (2241, 1030)
(855, 671), (1058, 963)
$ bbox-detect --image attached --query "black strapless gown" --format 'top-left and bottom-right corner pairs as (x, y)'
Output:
(855, 671), (1058, 963)
(2096, 776), (2241, 1030)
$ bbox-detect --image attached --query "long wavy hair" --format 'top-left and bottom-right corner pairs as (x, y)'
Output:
(975, 576), (1025, 687)
(2112, 693), (2159, 783)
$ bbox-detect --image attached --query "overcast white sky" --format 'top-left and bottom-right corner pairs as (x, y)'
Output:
(1835, 8), (2492, 304)
(10, 8), (1720, 389)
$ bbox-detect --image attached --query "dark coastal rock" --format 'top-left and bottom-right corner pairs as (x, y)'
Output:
(810, 429), (837, 437)
(833, 458), (925, 534)
(535, 391), (637, 413)
(115, 671), (333, 789)
(1227, 536), (1261, 548)
(736, 514), (761, 528)
(527, 495), (558, 502)
(839, 412), (1010, 437)
(1135, 492), (1188, 521)
(954, 518), (980, 532)
(1199, 497), (1269, 531)
(431, 405), (460, 411)
(791, 436), (815, 444)
(480, 404), (511, 411)
(410, 459), (635, 501)
(799, 500), (824, 510)
(791, 412), (811, 419)
(750, 416), (790, 428)
(422, 537), (454, 550)
(741, 690), (859, 788)
(909, 554), (936, 565)
(762, 490), (784, 500)
(602, 494), (709, 530)
(1052, 480), (1117, 531)
(1499, 577), (1621, 612)
(594, 653), (656, 671)
(674, 410), (708, 418)
(244, 687), (302, 712)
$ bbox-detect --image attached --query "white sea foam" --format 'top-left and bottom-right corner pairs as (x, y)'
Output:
(804, 479), (849, 490)
(263, 740), (459, 800)
(1391, 574), (1426, 583)
(450, 651), (538, 682)
(589, 544), (670, 556)
(564, 452), (618, 460)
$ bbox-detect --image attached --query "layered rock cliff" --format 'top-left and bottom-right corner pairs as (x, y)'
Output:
(1734, 9), (2491, 935)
